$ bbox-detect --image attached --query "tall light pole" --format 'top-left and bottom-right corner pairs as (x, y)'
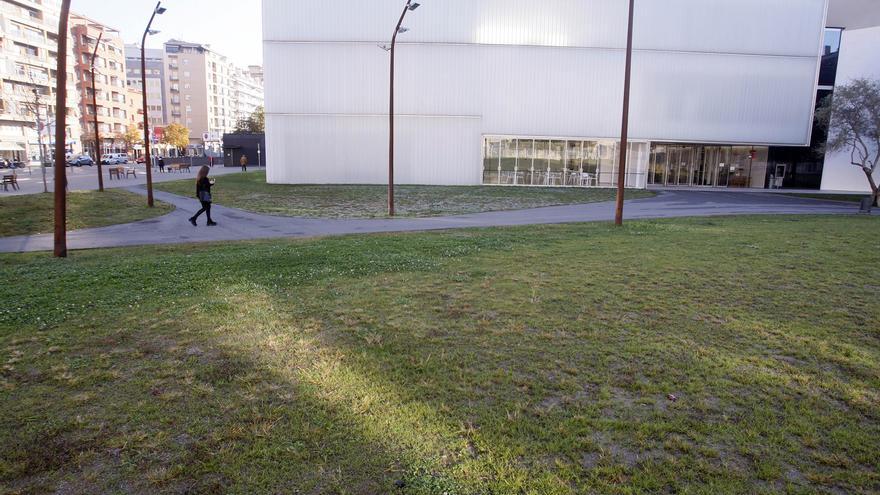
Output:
(90, 31), (105, 192)
(141, 1), (166, 207)
(54, 0), (71, 258)
(32, 88), (48, 193)
(383, 0), (421, 217)
(614, 0), (635, 226)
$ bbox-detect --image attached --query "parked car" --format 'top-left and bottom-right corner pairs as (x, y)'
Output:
(67, 155), (95, 167)
(136, 156), (146, 164)
(0, 159), (26, 169)
(101, 153), (130, 165)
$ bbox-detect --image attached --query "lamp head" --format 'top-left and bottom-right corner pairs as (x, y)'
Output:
(397, 27), (409, 34)
(156, 6), (167, 14)
(408, 2), (420, 10)
(148, 29), (160, 36)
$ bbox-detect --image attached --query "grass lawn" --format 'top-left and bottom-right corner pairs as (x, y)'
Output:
(0, 190), (174, 237)
(156, 171), (655, 218)
(2, 215), (879, 494)
(782, 193), (873, 204)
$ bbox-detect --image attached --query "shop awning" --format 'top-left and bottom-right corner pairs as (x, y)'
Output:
(0, 142), (26, 151)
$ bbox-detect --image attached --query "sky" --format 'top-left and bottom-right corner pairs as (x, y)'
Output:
(70, 0), (263, 67)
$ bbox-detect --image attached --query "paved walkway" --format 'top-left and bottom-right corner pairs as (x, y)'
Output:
(0, 188), (868, 253)
(3, 164), (249, 196)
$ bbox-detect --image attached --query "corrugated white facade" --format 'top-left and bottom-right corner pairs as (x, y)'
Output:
(263, 0), (829, 185)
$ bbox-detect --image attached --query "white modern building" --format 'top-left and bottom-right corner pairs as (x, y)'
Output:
(820, 2), (880, 192)
(263, 0), (880, 192)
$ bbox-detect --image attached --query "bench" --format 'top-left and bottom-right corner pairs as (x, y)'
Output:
(108, 166), (124, 180)
(1, 174), (19, 191)
(125, 167), (137, 178)
(178, 163), (191, 173)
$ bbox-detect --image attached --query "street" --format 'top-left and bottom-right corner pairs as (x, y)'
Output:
(2, 163), (251, 196)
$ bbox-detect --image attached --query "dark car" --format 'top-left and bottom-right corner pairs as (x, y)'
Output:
(67, 155), (95, 167)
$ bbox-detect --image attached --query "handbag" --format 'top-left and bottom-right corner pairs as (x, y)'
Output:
(198, 190), (212, 202)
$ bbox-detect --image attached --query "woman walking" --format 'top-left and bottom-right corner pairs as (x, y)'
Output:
(189, 166), (217, 226)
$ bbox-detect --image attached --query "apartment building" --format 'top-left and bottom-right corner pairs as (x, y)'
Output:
(232, 65), (263, 124)
(0, 0), (82, 162)
(70, 14), (134, 156)
(125, 44), (165, 130)
(163, 39), (263, 154)
(247, 65), (263, 86)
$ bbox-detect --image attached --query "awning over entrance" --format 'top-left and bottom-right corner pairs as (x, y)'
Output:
(0, 142), (25, 152)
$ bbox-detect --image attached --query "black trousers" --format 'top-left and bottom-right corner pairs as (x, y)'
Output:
(192, 201), (213, 222)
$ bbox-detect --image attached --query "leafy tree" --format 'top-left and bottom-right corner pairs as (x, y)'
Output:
(817, 78), (880, 206)
(162, 123), (190, 153)
(119, 125), (143, 151)
(234, 106), (265, 133)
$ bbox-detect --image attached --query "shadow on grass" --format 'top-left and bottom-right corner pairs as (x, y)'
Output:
(2, 216), (879, 493)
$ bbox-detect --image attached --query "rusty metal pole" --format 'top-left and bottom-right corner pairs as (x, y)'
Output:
(53, 0), (71, 258)
(388, 1), (414, 217)
(615, 0), (635, 226)
(141, 2), (163, 208)
(91, 31), (104, 192)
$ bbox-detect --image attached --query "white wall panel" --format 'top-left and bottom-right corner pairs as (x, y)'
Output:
(634, 0), (827, 57)
(263, 0), (629, 47)
(265, 42), (819, 144)
(630, 52), (818, 144)
(264, 0), (826, 56)
(266, 114), (482, 185)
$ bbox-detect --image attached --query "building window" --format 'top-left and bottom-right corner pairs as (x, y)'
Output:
(482, 136), (648, 188)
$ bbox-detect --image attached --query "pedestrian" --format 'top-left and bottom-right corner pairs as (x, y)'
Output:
(240, 153), (248, 172)
(188, 165), (217, 227)
(158, 156), (165, 173)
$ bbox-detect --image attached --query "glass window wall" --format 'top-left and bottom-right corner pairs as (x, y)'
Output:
(482, 136), (649, 188)
(647, 143), (768, 188)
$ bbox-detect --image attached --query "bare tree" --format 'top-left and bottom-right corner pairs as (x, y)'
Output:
(7, 82), (52, 193)
(818, 78), (880, 206)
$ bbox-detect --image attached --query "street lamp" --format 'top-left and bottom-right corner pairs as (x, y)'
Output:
(383, 0), (421, 217)
(614, 0), (635, 226)
(141, 1), (165, 208)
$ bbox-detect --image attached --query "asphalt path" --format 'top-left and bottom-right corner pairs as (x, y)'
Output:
(0, 187), (868, 253)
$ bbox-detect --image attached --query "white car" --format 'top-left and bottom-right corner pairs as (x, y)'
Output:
(101, 153), (130, 165)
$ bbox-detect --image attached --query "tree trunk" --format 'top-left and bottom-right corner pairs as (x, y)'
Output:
(864, 168), (879, 207)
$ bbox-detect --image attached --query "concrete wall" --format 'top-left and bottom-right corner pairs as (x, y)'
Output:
(820, 25), (880, 193)
(263, 0), (828, 185)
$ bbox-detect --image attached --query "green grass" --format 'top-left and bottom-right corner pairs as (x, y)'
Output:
(156, 171), (655, 218)
(0, 190), (174, 237)
(1, 215), (879, 494)
(782, 193), (873, 204)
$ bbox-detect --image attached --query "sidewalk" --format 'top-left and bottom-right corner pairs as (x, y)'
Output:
(0, 188), (868, 253)
(1, 164), (254, 196)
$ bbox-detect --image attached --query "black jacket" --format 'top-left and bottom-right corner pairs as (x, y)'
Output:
(196, 177), (212, 200)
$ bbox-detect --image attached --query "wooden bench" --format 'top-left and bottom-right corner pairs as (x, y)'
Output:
(108, 166), (124, 180)
(178, 163), (191, 173)
(125, 167), (137, 178)
(166, 164), (180, 173)
(1, 174), (19, 191)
